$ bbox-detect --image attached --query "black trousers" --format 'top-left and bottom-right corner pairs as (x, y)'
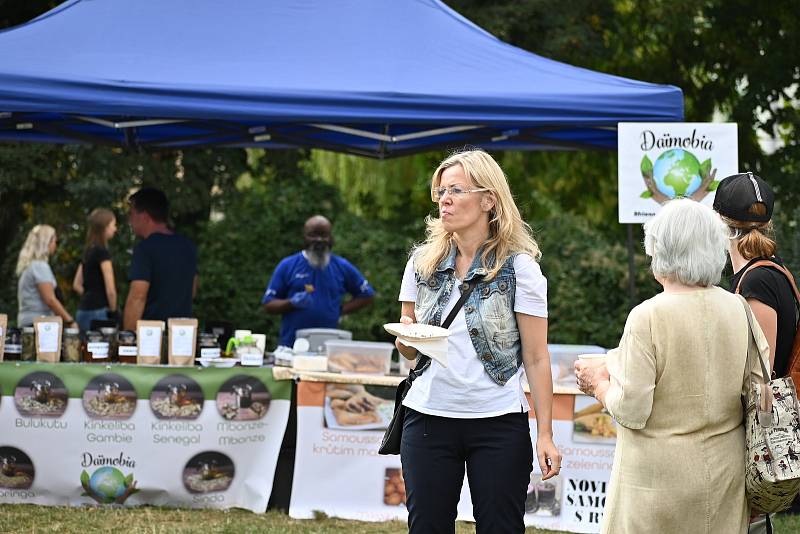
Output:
(400, 408), (534, 534)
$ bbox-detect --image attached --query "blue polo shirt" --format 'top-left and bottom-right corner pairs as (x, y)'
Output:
(262, 252), (375, 346)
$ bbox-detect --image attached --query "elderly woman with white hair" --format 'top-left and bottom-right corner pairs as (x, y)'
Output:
(575, 198), (753, 534)
(16, 224), (76, 328)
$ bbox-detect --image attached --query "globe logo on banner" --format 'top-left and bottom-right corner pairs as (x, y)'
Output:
(80, 466), (139, 504)
(639, 148), (719, 204)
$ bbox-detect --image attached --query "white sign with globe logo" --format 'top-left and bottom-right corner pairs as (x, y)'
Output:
(617, 122), (738, 223)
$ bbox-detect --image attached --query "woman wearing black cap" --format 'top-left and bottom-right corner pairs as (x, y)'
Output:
(713, 171), (798, 533)
(713, 172), (795, 377)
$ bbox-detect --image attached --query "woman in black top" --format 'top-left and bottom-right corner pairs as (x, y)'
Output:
(73, 208), (118, 332)
(713, 172), (796, 375)
(713, 172), (797, 533)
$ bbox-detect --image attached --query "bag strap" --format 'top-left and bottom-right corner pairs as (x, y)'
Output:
(410, 276), (482, 379)
(736, 259), (800, 311)
(440, 277), (481, 329)
(738, 295), (771, 408)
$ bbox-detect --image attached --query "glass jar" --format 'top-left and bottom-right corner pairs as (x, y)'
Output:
(197, 332), (221, 360)
(117, 330), (137, 364)
(4, 327), (22, 361)
(21, 327), (35, 362)
(101, 327), (118, 363)
(83, 330), (110, 363)
(62, 327), (82, 363)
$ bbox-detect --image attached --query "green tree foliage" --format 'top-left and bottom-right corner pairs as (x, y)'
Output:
(0, 144), (248, 323)
(1, 1), (798, 352)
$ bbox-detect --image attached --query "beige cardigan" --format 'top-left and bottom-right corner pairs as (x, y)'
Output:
(601, 286), (760, 534)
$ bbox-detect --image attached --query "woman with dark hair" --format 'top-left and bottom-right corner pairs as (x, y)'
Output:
(73, 208), (118, 332)
(713, 172), (798, 533)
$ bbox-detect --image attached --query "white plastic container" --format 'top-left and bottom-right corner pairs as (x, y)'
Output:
(325, 340), (393, 375)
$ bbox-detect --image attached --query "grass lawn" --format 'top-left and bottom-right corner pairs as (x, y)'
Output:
(0, 505), (561, 533)
(1, 505), (799, 533)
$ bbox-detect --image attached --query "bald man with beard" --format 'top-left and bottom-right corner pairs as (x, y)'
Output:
(262, 215), (375, 347)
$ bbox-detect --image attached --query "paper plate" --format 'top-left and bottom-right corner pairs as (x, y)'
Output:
(197, 358), (238, 368)
(383, 323), (450, 341)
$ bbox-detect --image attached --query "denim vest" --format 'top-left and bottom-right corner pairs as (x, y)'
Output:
(414, 245), (520, 386)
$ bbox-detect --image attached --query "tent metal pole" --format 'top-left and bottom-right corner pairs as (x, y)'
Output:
(626, 224), (637, 309)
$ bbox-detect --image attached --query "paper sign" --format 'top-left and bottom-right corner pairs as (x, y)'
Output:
(139, 327), (161, 356)
(34, 316), (62, 362)
(118, 346), (138, 357)
(171, 325), (195, 356)
(618, 122), (738, 223)
(87, 342), (110, 358)
(36, 323), (59, 352)
(200, 347), (221, 358)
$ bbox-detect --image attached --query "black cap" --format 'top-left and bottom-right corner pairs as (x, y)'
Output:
(713, 172), (774, 223)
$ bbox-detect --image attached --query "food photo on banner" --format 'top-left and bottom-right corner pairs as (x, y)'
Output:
(0, 363), (291, 511)
(323, 384), (394, 430)
(617, 122), (738, 223)
(290, 378), (616, 533)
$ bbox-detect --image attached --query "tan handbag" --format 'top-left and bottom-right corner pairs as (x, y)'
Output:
(739, 295), (800, 513)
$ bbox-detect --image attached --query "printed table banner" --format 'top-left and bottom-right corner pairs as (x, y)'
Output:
(618, 122), (738, 223)
(289, 377), (615, 533)
(0, 362), (291, 512)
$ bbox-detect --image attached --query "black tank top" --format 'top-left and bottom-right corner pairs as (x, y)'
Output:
(730, 256), (798, 377)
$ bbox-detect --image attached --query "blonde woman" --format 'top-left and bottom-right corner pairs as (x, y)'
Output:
(16, 224), (76, 328)
(394, 150), (560, 533)
(72, 208), (118, 332)
(575, 199), (751, 534)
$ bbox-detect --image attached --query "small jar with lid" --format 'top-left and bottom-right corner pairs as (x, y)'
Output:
(4, 327), (22, 361)
(197, 332), (221, 360)
(117, 330), (138, 364)
(83, 330), (111, 363)
(101, 327), (119, 363)
(21, 327), (35, 361)
(62, 327), (82, 363)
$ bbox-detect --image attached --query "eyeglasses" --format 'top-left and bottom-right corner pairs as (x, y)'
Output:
(432, 184), (489, 202)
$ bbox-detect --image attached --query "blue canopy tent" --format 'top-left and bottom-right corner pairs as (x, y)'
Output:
(0, 0), (683, 158)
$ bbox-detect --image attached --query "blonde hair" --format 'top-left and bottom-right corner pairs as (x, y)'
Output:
(644, 199), (728, 286)
(16, 224), (56, 276)
(413, 150), (541, 281)
(721, 216), (776, 259)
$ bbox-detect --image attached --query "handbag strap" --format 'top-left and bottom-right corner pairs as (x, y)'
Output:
(736, 259), (800, 312)
(738, 294), (771, 408)
(411, 276), (482, 378)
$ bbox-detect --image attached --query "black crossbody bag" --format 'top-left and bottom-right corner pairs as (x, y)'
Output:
(378, 277), (480, 455)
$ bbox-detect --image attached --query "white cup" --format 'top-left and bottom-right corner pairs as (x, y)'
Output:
(577, 353), (606, 366)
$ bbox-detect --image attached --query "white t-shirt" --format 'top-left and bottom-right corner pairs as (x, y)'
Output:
(398, 254), (547, 418)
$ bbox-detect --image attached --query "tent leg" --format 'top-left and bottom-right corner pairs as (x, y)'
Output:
(626, 224), (637, 309)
